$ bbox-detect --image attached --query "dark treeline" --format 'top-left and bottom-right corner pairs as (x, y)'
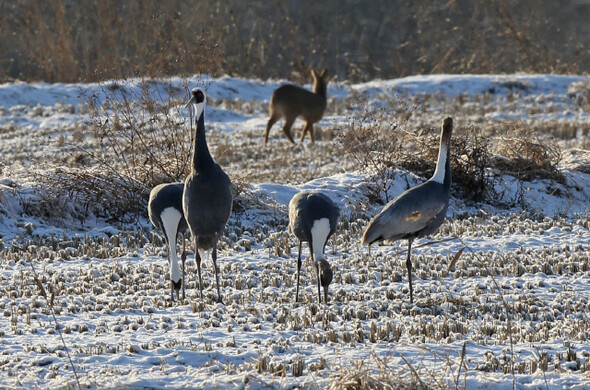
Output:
(1, 0), (589, 83)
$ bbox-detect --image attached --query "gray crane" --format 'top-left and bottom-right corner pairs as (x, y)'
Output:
(288, 191), (340, 304)
(183, 88), (233, 303)
(148, 182), (188, 301)
(362, 117), (453, 304)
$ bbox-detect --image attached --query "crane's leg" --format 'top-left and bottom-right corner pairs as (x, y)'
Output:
(406, 239), (414, 304)
(212, 240), (222, 303)
(195, 237), (203, 300)
(169, 228), (179, 302)
(296, 241), (302, 303)
(170, 277), (174, 301)
(164, 235), (174, 302)
(169, 246), (174, 302)
(181, 233), (186, 301)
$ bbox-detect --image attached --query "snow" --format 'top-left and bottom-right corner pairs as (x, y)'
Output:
(353, 74), (589, 98)
(0, 73), (589, 389)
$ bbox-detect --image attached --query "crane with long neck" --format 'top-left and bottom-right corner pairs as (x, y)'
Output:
(183, 88), (233, 303)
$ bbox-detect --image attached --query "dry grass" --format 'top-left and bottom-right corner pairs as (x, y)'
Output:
(1, 1), (589, 83)
(0, 211), (589, 387)
(14, 81), (578, 225)
(36, 79), (193, 223)
(492, 125), (564, 183)
(326, 349), (456, 390)
(336, 109), (496, 204)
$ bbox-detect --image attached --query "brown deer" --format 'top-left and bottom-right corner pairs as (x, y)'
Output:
(264, 69), (329, 144)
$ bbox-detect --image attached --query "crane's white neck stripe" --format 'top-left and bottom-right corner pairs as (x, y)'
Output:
(160, 207), (182, 283)
(430, 144), (448, 184)
(311, 218), (330, 260)
(170, 255), (181, 283)
(193, 101), (205, 120)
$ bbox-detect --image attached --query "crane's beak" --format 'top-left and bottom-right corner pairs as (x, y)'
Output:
(185, 94), (196, 108)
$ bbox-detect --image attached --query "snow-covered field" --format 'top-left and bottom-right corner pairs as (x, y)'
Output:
(0, 74), (589, 389)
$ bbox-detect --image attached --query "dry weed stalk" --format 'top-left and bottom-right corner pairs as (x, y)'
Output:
(455, 236), (516, 390)
(27, 260), (82, 390)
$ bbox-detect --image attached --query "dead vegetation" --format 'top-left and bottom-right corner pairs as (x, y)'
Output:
(492, 125), (564, 183)
(19, 81), (576, 224)
(1, 1), (589, 83)
(0, 212), (588, 387)
(35, 79), (193, 223)
(335, 105), (564, 206)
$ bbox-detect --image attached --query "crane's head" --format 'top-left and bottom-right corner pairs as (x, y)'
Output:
(441, 117), (453, 145)
(317, 259), (333, 304)
(185, 88), (206, 119)
(171, 278), (182, 300)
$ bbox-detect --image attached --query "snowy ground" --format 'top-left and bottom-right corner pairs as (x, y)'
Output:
(0, 74), (589, 389)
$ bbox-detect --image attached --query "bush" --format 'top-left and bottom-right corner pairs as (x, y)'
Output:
(337, 108), (495, 204)
(451, 125), (494, 202)
(492, 125), (563, 183)
(41, 78), (194, 223)
(335, 108), (405, 203)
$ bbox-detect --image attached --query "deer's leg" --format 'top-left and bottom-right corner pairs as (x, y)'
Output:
(264, 113), (280, 144)
(282, 116), (296, 144)
(300, 122), (312, 143)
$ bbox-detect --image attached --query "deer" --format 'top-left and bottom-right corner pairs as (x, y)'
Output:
(264, 69), (330, 144)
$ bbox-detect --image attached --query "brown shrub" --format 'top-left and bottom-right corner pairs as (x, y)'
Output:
(335, 109), (405, 203)
(39, 78), (193, 223)
(492, 125), (563, 183)
(337, 111), (495, 203)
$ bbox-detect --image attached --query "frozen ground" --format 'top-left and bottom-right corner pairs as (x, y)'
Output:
(0, 74), (589, 389)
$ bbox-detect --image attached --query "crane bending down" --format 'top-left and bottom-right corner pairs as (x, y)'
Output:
(289, 191), (340, 304)
(148, 182), (188, 301)
(183, 89), (233, 303)
(362, 117), (453, 304)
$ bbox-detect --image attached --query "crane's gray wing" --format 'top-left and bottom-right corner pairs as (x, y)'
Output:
(288, 192), (308, 241)
(362, 184), (448, 245)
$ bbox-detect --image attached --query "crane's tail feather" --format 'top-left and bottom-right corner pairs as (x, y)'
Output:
(361, 219), (382, 246)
